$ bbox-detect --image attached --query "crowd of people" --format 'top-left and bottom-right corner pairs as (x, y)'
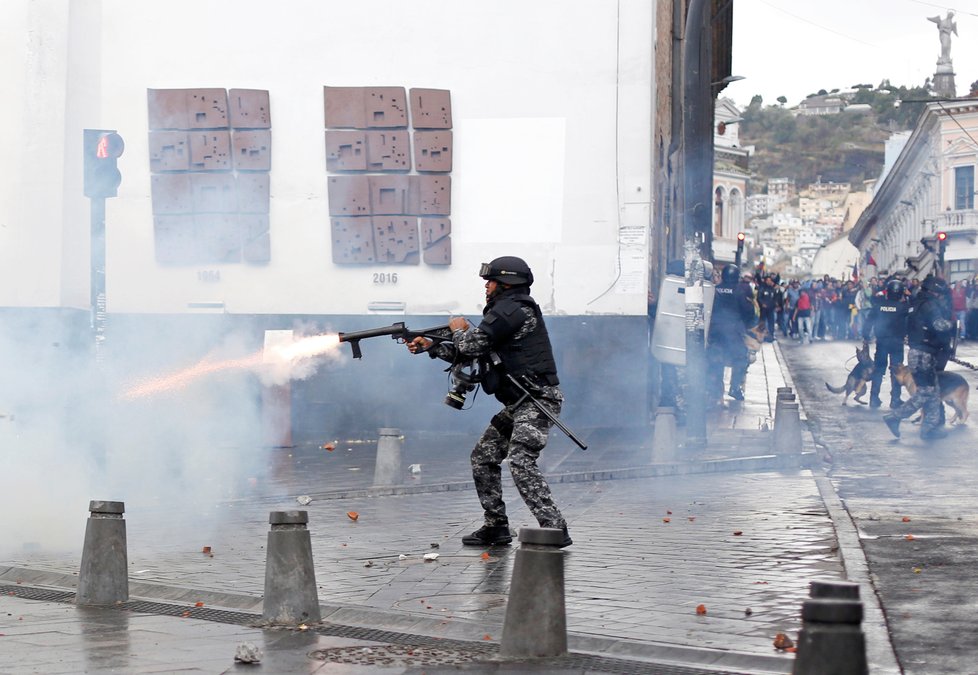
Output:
(726, 272), (978, 346)
(655, 264), (967, 442)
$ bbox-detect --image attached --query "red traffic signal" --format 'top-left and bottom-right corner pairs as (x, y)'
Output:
(84, 129), (125, 199)
(737, 232), (746, 242)
(937, 231), (947, 242)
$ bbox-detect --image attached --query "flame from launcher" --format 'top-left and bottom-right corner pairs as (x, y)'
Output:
(263, 333), (340, 364)
(120, 333), (342, 401)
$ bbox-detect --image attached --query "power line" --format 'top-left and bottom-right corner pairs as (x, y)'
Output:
(906, 0), (978, 19)
(757, 0), (876, 47)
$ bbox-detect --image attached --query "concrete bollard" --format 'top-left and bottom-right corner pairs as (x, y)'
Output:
(651, 407), (677, 462)
(809, 579), (860, 600)
(773, 401), (802, 454)
(373, 427), (403, 487)
(262, 511), (321, 624)
(773, 391), (796, 437)
(76, 500), (129, 606)
(792, 593), (868, 675)
(500, 528), (567, 658)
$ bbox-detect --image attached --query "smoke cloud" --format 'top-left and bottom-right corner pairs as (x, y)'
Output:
(0, 313), (345, 558)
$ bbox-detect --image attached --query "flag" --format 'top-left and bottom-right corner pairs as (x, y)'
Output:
(865, 250), (877, 266)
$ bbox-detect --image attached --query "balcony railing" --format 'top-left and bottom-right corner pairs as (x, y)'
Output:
(938, 210), (978, 232)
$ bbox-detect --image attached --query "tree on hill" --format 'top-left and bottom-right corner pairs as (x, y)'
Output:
(738, 81), (937, 190)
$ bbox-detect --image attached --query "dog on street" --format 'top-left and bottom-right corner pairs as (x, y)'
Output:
(825, 343), (874, 405)
(892, 363), (970, 425)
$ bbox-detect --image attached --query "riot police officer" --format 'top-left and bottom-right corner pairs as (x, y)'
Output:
(883, 275), (955, 441)
(863, 277), (910, 409)
(406, 256), (571, 547)
(708, 264), (757, 404)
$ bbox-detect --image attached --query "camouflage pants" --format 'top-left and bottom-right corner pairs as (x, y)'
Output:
(471, 385), (566, 529)
(893, 349), (942, 432)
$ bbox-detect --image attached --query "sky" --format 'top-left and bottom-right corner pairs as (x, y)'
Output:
(723, 0), (978, 109)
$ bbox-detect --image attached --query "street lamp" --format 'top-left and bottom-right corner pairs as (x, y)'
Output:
(712, 75), (745, 86)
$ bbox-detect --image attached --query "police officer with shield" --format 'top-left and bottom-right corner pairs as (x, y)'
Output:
(406, 257), (571, 547)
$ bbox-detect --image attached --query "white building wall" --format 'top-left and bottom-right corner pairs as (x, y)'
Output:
(0, 0), (654, 317)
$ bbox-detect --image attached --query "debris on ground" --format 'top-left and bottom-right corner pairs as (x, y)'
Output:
(773, 632), (794, 650)
(201, 546), (212, 554)
(363, 560), (374, 567)
(423, 553), (439, 562)
(296, 495), (313, 506)
(409, 463), (422, 474)
(695, 604), (707, 615)
(347, 511), (359, 521)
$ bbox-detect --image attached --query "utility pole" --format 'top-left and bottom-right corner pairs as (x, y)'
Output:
(681, 0), (713, 448)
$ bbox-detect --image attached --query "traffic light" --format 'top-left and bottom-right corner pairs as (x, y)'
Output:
(937, 231), (948, 272)
(736, 231), (745, 266)
(83, 129), (125, 198)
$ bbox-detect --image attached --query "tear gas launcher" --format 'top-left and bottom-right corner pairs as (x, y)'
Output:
(337, 322), (452, 359)
(337, 322), (588, 451)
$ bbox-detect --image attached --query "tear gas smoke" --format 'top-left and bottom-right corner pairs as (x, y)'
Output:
(120, 333), (342, 400)
(0, 318), (345, 559)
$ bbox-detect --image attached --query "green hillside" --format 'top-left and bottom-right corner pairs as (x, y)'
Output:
(738, 82), (933, 191)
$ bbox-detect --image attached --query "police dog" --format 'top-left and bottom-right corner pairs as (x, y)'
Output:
(892, 363), (970, 425)
(825, 344), (874, 405)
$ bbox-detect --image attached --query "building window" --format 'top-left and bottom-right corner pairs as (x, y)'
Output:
(949, 259), (974, 277)
(954, 165), (974, 210)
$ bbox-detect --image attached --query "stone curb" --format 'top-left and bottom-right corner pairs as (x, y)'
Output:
(0, 567), (794, 674)
(292, 450), (815, 501)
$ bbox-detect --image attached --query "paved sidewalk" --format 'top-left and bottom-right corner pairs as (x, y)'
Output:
(0, 343), (894, 674)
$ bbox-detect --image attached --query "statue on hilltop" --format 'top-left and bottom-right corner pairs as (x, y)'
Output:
(928, 10), (957, 64)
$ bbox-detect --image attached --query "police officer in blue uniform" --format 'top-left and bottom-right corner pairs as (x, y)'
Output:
(863, 277), (910, 409)
(708, 264), (757, 405)
(407, 257), (571, 547)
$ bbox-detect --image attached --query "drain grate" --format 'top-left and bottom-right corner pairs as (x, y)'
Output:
(310, 644), (487, 667)
(310, 644), (756, 674)
(1, 584), (753, 674)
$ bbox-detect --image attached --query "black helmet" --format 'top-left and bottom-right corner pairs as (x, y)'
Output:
(921, 275), (948, 295)
(885, 278), (905, 300)
(721, 264), (740, 285)
(479, 256), (533, 286)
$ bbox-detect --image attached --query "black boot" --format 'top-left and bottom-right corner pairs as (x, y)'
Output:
(883, 414), (901, 439)
(462, 525), (513, 546)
